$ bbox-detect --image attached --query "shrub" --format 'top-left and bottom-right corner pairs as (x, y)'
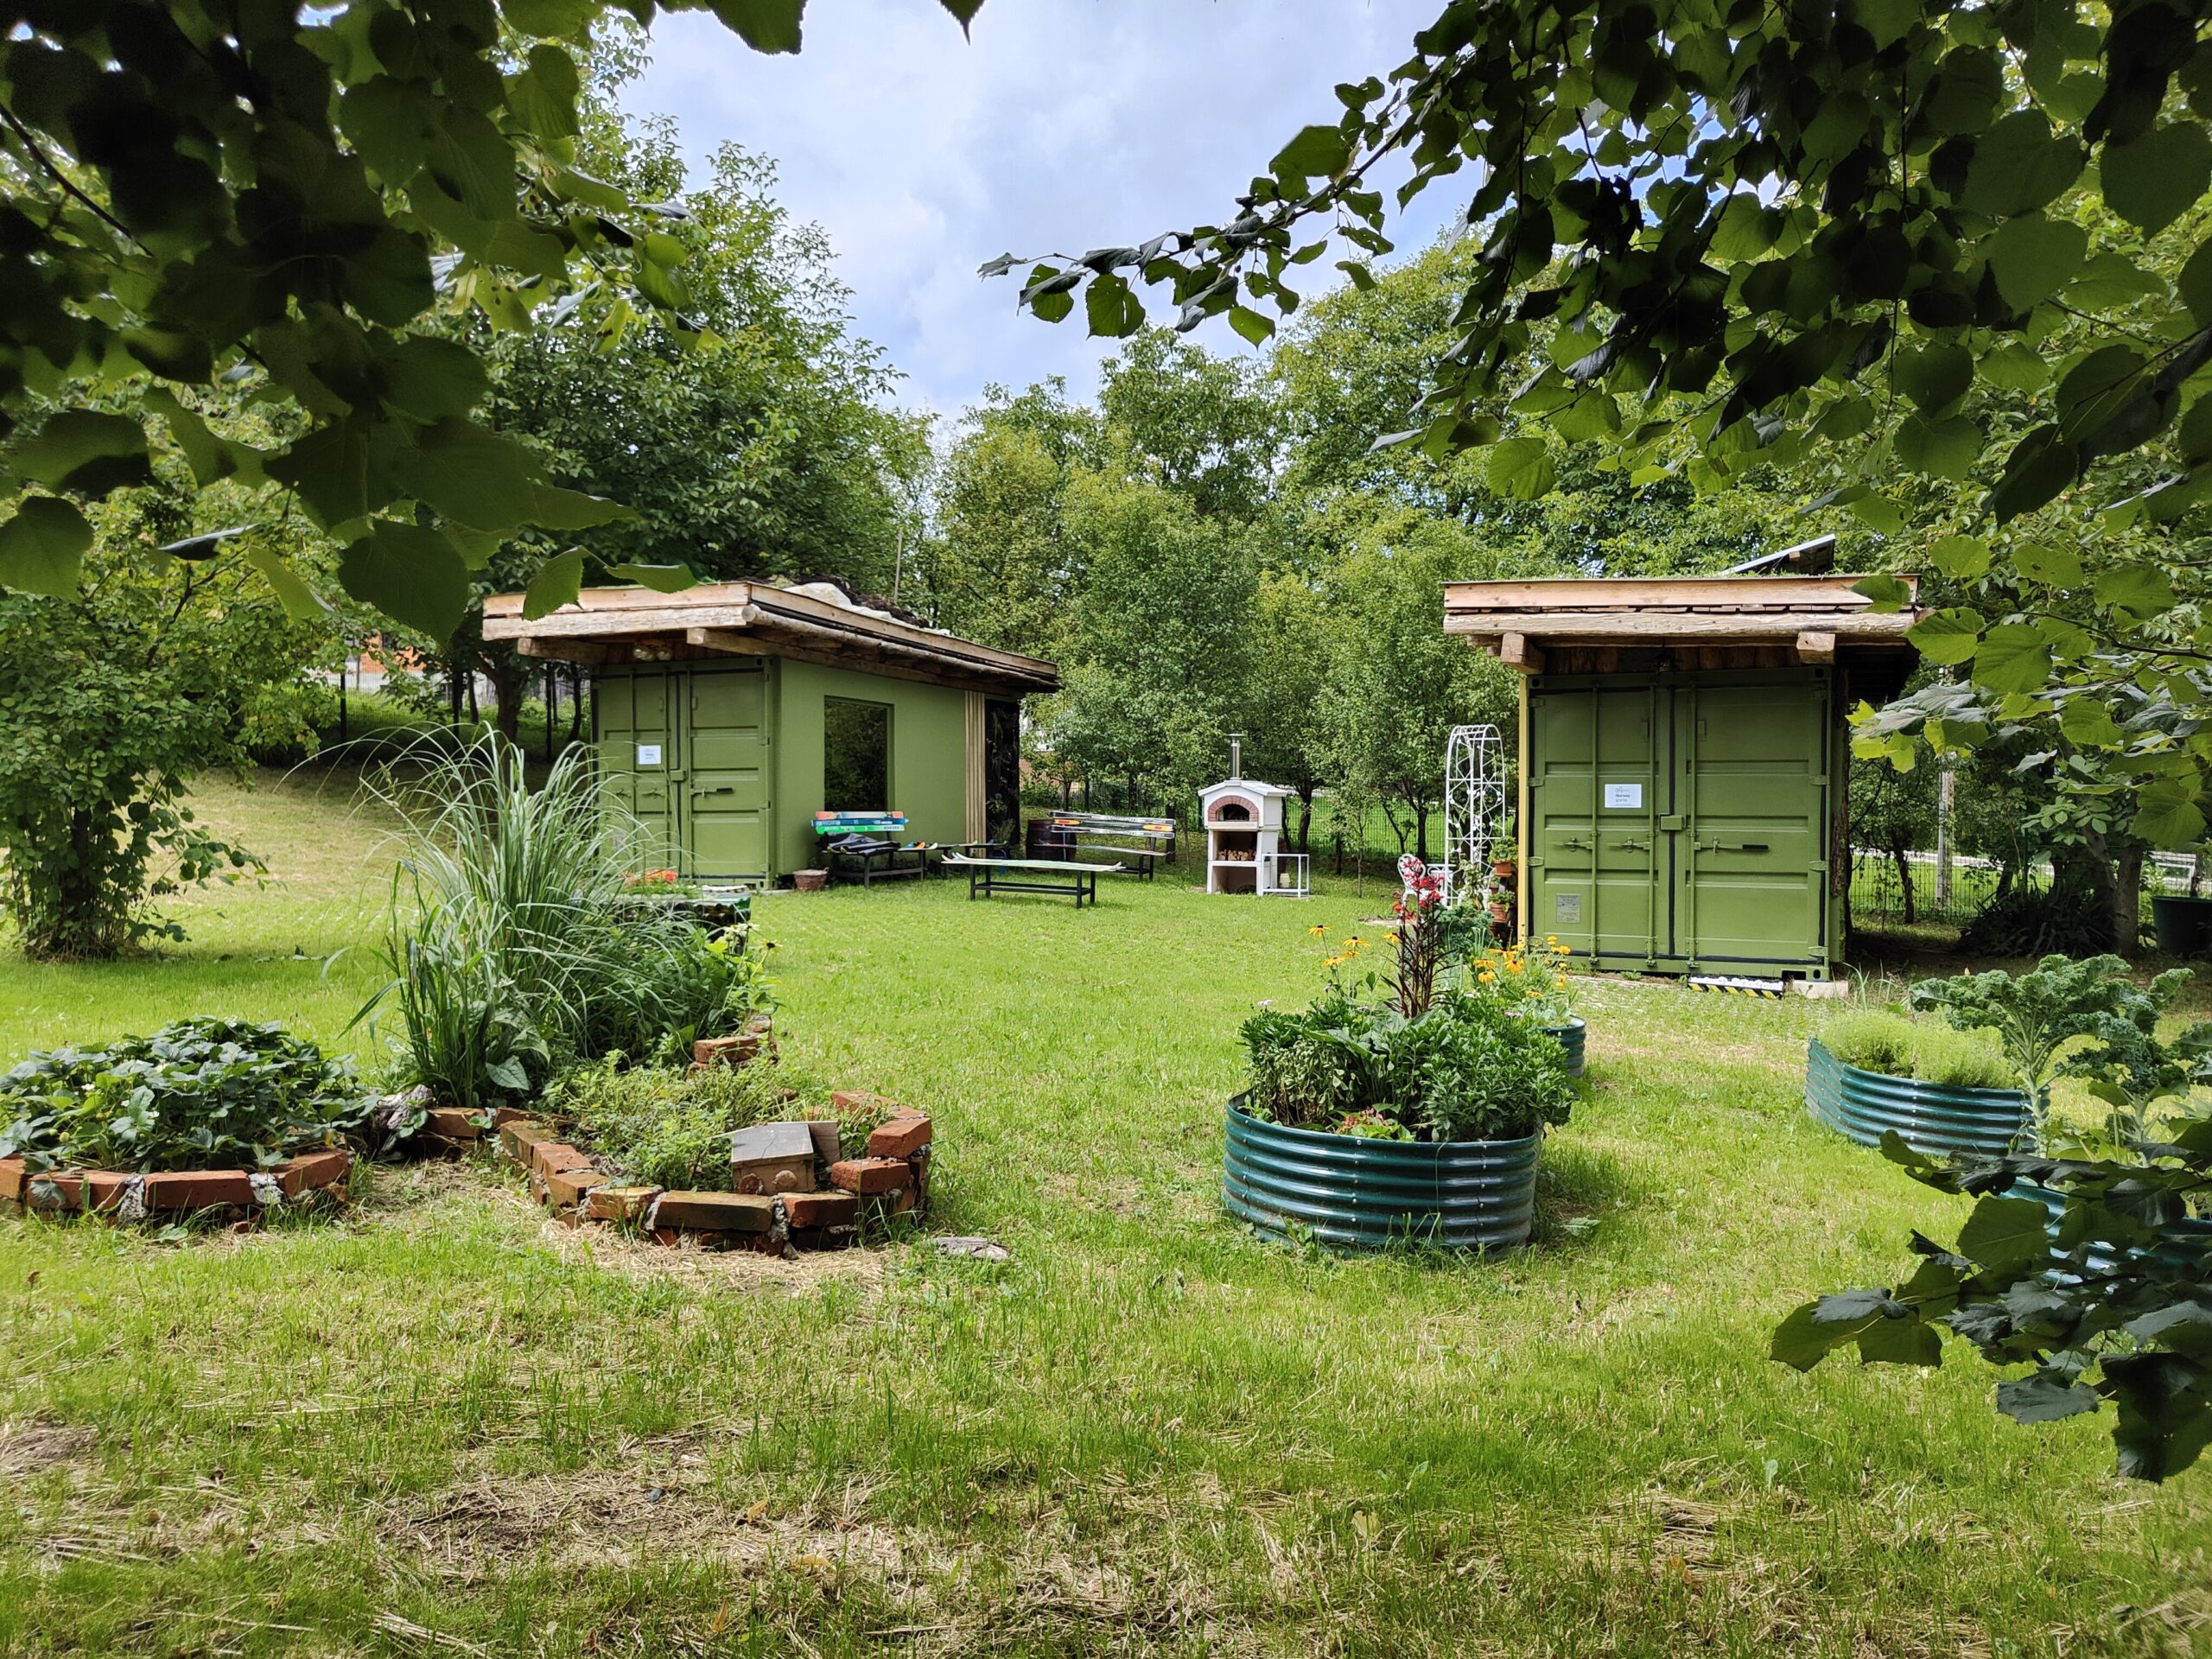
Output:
(546, 1057), (891, 1191)
(1910, 1025), (2015, 1090)
(0, 1018), (366, 1173)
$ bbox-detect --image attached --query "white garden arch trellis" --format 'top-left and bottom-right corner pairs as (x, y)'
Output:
(1442, 723), (1510, 901)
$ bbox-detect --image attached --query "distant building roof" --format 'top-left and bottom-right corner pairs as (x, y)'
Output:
(482, 580), (1058, 697)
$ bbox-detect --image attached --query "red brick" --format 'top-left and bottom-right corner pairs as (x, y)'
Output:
(276, 1149), (351, 1197)
(543, 1164), (606, 1207)
(694, 1031), (769, 1069)
(646, 1227), (683, 1247)
(423, 1108), (482, 1141)
(865, 1112), (932, 1160)
(0, 1158), (23, 1203)
(869, 1183), (918, 1217)
(780, 1189), (857, 1229)
(652, 1190), (775, 1232)
(584, 1184), (660, 1223)
(143, 1169), (255, 1211)
(499, 1120), (554, 1161)
(531, 1141), (593, 1179)
(829, 1157), (907, 1195)
(491, 1106), (537, 1128)
(831, 1090), (897, 1116)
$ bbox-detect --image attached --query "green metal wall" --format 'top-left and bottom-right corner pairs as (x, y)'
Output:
(1522, 668), (1842, 979)
(590, 658), (969, 881)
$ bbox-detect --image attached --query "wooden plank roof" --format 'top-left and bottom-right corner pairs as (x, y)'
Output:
(1443, 573), (1919, 673)
(482, 582), (1059, 697)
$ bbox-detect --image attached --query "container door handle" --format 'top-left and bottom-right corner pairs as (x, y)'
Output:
(1560, 836), (1593, 850)
(1696, 839), (1767, 853)
(1614, 836), (1649, 851)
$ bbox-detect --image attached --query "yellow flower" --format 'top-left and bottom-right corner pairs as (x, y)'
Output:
(1546, 934), (1559, 945)
(1555, 974), (1568, 988)
(1525, 988), (1541, 999)
(1506, 959), (1523, 975)
(1344, 935), (1364, 948)
(1308, 924), (1327, 938)
(1477, 969), (1495, 983)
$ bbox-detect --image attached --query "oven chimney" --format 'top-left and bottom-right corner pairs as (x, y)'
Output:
(1229, 734), (1243, 779)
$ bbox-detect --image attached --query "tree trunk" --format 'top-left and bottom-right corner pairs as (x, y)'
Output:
(1414, 800), (1430, 864)
(567, 665), (585, 745)
(1891, 843), (1916, 926)
(482, 650), (524, 743)
(2081, 829), (2143, 955)
(1296, 789), (1314, 855)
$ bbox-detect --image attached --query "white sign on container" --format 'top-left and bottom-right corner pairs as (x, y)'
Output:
(636, 743), (663, 766)
(1602, 782), (1643, 810)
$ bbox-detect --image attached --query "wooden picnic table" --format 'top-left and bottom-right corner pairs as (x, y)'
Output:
(942, 854), (1123, 907)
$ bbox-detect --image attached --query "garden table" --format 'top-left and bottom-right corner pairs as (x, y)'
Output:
(941, 855), (1124, 907)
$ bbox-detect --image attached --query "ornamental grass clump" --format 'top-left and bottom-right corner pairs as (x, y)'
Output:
(0, 1017), (366, 1173)
(356, 734), (772, 1114)
(1821, 1010), (2012, 1090)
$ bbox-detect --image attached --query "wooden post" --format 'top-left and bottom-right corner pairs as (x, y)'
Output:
(1795, 629), (1837, 663)
(1500, 632), (1546, 673)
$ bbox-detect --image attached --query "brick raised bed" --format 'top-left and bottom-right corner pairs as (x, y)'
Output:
(498, 1086), (932, 1256)
(0, 1148), (353, 1221)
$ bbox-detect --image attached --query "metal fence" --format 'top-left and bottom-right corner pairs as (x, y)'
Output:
(1847, 849), (2203, 931)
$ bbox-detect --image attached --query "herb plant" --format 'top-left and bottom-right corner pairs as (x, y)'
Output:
(0, 1018), (365, 1173)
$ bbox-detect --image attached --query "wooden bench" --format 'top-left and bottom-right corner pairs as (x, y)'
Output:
(1025, 813), (1178, 880)
(942, 855), (1123, 907)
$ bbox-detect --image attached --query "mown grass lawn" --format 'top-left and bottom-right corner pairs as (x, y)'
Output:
(0, 773), (2207, 1656)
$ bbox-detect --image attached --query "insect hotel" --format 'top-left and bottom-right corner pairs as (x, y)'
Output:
(1199, 739), (1306, 896)
(1442, 567), (1921, 988)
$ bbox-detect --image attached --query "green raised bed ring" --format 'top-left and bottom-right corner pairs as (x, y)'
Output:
(1222, 1097), (1539, 1252)
(1542, 1017), (1586, 1077)
(1804, 1038), (2030, 1159)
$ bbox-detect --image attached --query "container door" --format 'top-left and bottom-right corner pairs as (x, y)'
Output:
(596, 671), (678, 870)
(1529, 687), (1664, 966)
(1676, 679), (1828, 969)
(683, 667), (769, 878)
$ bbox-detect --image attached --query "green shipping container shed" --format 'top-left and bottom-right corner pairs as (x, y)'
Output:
(1443, 574), (1922, 983)
(482, 581), (1058, 881)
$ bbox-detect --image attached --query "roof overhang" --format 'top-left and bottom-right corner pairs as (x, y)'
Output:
(482, 582), (1059, 697)
(1442, 574), (1919, 675)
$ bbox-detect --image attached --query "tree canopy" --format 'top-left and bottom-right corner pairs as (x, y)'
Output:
(0, 0), (978, 637)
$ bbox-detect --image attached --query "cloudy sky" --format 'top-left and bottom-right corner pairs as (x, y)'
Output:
(630, 0), (1456, 420)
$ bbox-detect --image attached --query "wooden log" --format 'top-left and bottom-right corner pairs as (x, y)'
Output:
(1796, 629), (1837, 663)
(1499, 632), (1546, 674)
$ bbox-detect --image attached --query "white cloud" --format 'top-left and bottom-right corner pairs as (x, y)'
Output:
(630, 0), (1452, 417)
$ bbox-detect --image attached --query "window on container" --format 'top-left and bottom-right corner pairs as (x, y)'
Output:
(823, 698), (891, 812)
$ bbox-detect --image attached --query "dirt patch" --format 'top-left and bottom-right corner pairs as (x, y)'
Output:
(0, 1420), (96, 1479)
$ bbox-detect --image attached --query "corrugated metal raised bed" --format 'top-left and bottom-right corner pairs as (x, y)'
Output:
(1222, 1098), (1538, 1251)
(1542, 1017), (1586, 1077)
(1804, 1038), (2030, 1158)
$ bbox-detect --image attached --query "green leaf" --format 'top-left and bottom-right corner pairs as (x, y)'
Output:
(10, 410), (154, 496)
(1084, 274), (1144, 338)
(1229, 306), (1275, 346)
(704, 0), (806, 54)
(1849, 493), (1905, 535)
(2014, 543), (2082, 587)
(1987, 425), (2077, 523)
(1853, 572), (1913, 613)
(1895, 342), (1973, 416)
(2102, 122), (2212, 236)
(1553, 393), (1621, 442)
(526, 483), (635, 531)
(1929, 534), (1991, 580)
(1996, 1370), (2100, 1425)
(142, 389), (237, 487)
(1486, 436), (1555, 500)
(338, 77), (434, 186)
(1978, 342), (2051, 392)
(1961, 111), (2084, 217)
(2180, 240), (2212, 330)
(1986, 213), (2088, 310)
(244, 544), (327, 622)
(2095, 565), (2175, 617)
(394, 418), (543, 531)
(377, 337), (488, 422)
(1893, 411), (1981, 478)
(1905, 607), (1983, 664)
(607, 562), (696, 593)
(0, 496), (92, 596)
(337, 521), (471, 640)
(1272, 124), (1352, 181)
(504, 0), (599, 36)
(1855, 1313), (1942, 1367)
(522, 548), (585, 620)
(1972, 623), (2054, 694)
(1955, 1195), (2055, 1274)
(2135, 779), (2208, 849)
(2058, 696), (2122, 747)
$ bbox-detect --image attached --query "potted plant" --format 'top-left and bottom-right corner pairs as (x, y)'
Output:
(2150, 855), (2212, 955)
(1803, 1009), (2028, 1158)
(1223, 856), (1577, 1250)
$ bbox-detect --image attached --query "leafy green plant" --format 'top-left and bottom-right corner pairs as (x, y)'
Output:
(1821, 1011), (2013, 1090)
(1911, 955), (2172, 1144)
(1820, 1011), (1918, 1078)
(0, 1018), (365, 1173)
(1241, 990), (1573, 1142)
(546, 1055), (887, 1192)
(1775, 1119), (2212, 1484)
